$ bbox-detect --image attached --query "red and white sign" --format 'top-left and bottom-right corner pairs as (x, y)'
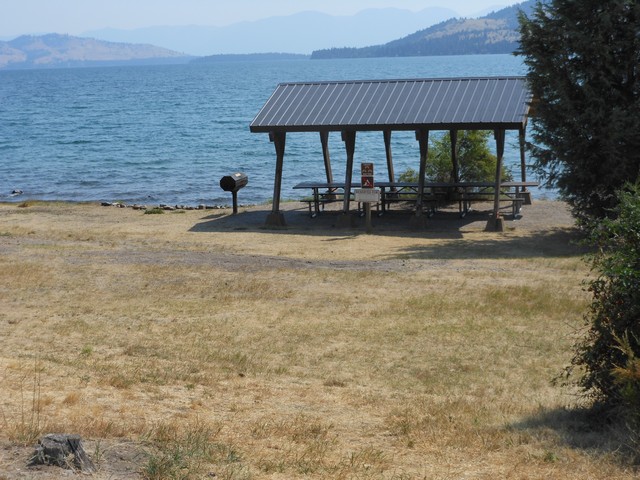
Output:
(361, 162), (374, 189)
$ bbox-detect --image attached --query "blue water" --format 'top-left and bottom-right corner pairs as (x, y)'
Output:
(0, 54), (544, 206)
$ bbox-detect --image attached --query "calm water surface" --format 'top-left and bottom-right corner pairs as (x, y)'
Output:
(0, 55), (549, 206)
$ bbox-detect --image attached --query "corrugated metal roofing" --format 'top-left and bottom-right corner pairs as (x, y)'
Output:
(250, 76), (532, 133)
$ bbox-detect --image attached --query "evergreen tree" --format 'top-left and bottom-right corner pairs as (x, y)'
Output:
(398, 131), (511, 183)
(425, 131), (511, 183)
(517, 1), (640, 220)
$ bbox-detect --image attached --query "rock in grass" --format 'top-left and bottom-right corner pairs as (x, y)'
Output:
(29, 433), (96, 473)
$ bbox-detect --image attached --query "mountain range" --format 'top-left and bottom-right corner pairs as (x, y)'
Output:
(0, 2), (533, 70)
(0, 34), (191, 70)
(83, 7), (461, 57)
(312, 1), (535, 58)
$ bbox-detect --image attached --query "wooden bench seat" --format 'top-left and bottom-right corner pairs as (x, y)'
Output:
(458, 194), (526, 218)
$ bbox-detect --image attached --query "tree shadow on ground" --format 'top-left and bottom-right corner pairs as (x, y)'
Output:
(387, 227), (588, 260)
(189, 202), (587, 259)
(511, 405), (639, 465)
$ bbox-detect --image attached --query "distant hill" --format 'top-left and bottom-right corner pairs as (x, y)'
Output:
(84, 7), (460, 56)
(0, 2), (535, 69)
(191, 53), (309, 64)
(311, 0), (536, 59)
(0, 33), (192, 70)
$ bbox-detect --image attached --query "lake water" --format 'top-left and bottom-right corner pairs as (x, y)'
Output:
(0, 54), (550, 206)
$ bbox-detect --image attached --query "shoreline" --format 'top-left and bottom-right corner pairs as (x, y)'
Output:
(1, 197), (575, 234)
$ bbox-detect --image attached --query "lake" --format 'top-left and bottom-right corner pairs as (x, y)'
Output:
(0, 54), (551, 206)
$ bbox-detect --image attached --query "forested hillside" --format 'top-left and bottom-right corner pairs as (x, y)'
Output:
(311, 1), (536, 59)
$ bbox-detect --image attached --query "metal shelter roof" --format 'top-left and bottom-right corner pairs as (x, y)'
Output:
(250, 76), (532, 133)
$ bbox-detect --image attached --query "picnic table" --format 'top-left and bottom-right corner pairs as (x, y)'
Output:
(450, 181), (539, 217)
(292, 181), (360, 217)
(293, 181), (437, 217)
(293, 180), (539, 218)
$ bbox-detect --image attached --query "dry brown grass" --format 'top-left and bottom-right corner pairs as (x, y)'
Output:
(0, 200), (637, 479)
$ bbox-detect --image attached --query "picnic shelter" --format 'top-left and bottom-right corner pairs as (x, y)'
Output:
(249, 76), (534, 231)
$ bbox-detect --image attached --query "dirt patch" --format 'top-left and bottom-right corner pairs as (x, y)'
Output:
(0, 439), (146, 479)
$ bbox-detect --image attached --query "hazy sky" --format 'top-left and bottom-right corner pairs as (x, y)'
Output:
(2, 0), (510, 37)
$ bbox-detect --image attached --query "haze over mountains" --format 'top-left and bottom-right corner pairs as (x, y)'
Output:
(0, 3), (531, 70)
(83, 7), (461, 56)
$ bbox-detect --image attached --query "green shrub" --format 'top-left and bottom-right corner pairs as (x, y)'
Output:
(612, 333), (640, 423)
(398, 130), (512, 183)
(144, 207), (165, 215)
(429, 130), (512, 183)
(571, 184), (640, 411)
(398, 167), (419, 183)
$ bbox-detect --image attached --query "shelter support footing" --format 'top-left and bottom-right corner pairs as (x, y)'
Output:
(409, 212), (427, 230)
(265, 212), (286, 228)
(485, 215), (505, 232)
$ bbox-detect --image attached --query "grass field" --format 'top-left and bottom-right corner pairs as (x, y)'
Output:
(0, 200), (637, 479)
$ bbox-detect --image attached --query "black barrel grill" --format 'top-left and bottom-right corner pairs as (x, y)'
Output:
(219, 172), (248, 214)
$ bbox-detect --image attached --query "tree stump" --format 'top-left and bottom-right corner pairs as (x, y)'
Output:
(29, 433), (96, 473)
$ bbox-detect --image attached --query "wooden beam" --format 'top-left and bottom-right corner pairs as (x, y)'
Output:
(519, 127), (533, 205)
(383, 130), (395, 183)
(320, 131), (334, 184)
(450, 129), (459, 183)
(265, 131), (287, 227)
(487, 129), (505, 231)
(341, 130), (356, 215)
(415, 129), (429, 215)
(519, 128), (527, 184)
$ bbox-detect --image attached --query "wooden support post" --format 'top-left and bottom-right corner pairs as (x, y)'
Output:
(450, 129), (459, 183)
(338, 130), (356, 228)
(519, 128), (532, 205)
(383, 130), (396, 185)
(486, 129), (505, 232)
(320, 131), (334, 184)
(416, 129), (429, 212)
(265, 131), (287, 227)
(411, 129), (429, 229)
(519, 129), (527, 184)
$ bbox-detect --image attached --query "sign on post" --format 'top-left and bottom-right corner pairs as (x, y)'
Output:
(361, 162), (374, 188)
(355, 162), (380, 202)
(355, 163), (379, 234)
(354, 188), (380, 202)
